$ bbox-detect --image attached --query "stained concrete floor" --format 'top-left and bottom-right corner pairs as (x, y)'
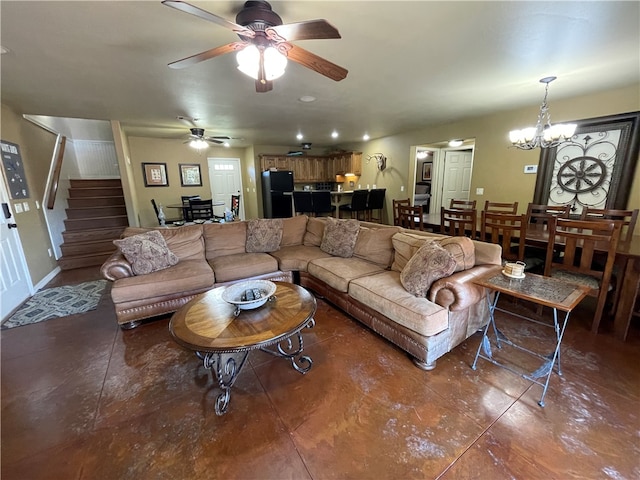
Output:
(1, 267), (639, 479)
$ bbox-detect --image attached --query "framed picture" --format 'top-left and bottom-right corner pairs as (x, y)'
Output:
(422, 162), (432, 181)
(179, 163), (202, 187)
(142, 162), (168, 187)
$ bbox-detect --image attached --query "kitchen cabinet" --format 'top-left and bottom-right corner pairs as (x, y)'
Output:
(259, 152), (361, 181)
(260, 155), (291, 172)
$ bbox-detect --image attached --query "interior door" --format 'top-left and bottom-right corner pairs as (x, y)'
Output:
(441, 150), (473, 209)
(0, 174), (33, 321)
(208, 158), (244, 220)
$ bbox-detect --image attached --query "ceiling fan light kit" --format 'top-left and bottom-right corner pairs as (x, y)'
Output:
(509, 76), (577, 150)
(163, 0), (348, 93)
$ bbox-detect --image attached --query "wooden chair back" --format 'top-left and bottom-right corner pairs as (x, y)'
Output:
(450, 199), (477, 210)
(526, 203), (570, 225)
(544, 217), (622, 333)
(441, 207), (477, 238)
(580, 208), (637, 245)
(231, 194), (241, 219)
(480, 211), (527, 262)
(393, 198), (411, 226)
(181, 195), (200, 221)
(398, 204), (424, 230)
(189, 198), (213, 220)
(484, 200), (518, 214)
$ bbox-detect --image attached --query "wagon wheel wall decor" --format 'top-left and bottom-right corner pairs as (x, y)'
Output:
(533, 111), (640, 215)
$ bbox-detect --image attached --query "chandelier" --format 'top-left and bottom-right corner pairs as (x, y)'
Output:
(509, 76), (576, 150)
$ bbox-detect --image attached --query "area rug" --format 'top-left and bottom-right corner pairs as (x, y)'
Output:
(2, 280), (107, 329)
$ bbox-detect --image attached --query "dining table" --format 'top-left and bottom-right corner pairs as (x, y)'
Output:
(419, 212), (639, 340)
(166, 201), (225, 220)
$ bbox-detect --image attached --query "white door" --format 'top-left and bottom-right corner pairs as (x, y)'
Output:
(0, 173), (33, 321)
(208, 158), (244, 220)
(441, 150), (473, 209)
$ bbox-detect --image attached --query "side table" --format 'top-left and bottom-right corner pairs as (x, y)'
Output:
(471, 267), (589, 407)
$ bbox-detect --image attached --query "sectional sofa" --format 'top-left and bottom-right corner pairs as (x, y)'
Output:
(101, 215), (501, 370)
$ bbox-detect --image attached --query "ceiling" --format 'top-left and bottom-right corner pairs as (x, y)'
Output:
(1, 1), (639, 148)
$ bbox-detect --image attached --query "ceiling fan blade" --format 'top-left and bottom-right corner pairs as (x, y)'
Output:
(266, 20), (340, 42)
(206, 138), (225, 145)
(168, 42), (245, 69)
(285, 44), (348, 82)
(255, 79), (273, 93)
(210, 135), (231, 140)
(162, 0), (255, 38)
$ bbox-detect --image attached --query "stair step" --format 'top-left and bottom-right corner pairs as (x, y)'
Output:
(60, 239), (118, 256)
(67, 196), (125, 208)
(69, 187), (124, 198)
(64, 216), (129, 231)
(62, 226), (126, 243)
(58, 252), (114, 270)
(66, 206), (127, 219)
(69, 178), (122, 188)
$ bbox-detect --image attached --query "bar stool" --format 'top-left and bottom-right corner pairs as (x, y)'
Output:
(366, 188), (386, 222)
(339, 189), (369, 220)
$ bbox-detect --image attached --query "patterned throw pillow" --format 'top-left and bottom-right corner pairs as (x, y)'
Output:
(113, 230), (179, 275)
(438, 236), (475, 272)
(320, 217), (360, 258)
(400, 241), (456, 297)
(246, 218), (283, 253)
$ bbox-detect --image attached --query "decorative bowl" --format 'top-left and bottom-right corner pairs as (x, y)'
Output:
(222, 280), (277, 312)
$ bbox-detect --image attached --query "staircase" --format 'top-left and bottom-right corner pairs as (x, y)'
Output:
(58, 179), (129, 270)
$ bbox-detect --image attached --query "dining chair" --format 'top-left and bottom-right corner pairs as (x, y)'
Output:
(189, 198), (214, 220)
(580, 207), (638, 315)
(544, 217), (622, 334)
(398, 204), (424, 230)
(366, 188), (386, 222)
(480, 211), (527, 263)
(231, 194), (241, 219)
(339, 189), (369, 220)
(293, 191), (314, 216)
(441, 207), (477, 238)
(311, 190), (336, 217)
(450, 199), (477, 210)
(484, 200), (518, 214)
(526, 203), (570, 225)
(181, 195), (201, 222)
(150, 199), (180, 225)
(393, 198), (411, 226)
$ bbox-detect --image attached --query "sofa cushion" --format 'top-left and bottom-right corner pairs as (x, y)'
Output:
(281, 215), (308, 247)
(246, 218), (283, 253)
(438, 236), (475, 272)
(110, 259), (214, 303)
(269, 245), (332, 272)
(208, 252), (278, 283)
(308, 256), (384, 292)
(203, 221), (247, 259)
(349, 271), (449, 337)
(303, 217), (326, 247)
(113, 230), (179, 275)
(122, 225), (205, 261)
(354, 226), (400, 269)
(320, 217), (360, 258)
(400, 241), (457, 297)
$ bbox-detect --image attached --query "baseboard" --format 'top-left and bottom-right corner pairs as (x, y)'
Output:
(34, 266), (62, 292)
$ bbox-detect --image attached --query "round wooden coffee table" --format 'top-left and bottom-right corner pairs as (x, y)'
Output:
(169, 281), (316, 415)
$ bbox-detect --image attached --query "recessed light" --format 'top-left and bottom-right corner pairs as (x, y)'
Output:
(363, 134), (370, 141)
(299, 95), (316, 103)
(331, 131), (339, 139)
(296, 133), (303, 140)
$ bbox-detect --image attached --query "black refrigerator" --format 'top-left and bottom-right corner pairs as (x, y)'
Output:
(262, 170), (294, 218)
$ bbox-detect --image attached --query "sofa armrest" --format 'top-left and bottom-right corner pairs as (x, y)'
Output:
(428, 265), (496, 311)
(100, 251), (134, 281)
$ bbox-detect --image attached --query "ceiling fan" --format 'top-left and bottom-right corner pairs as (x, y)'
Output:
(162, 0), (348, 92)
(185, 128), (231, 147)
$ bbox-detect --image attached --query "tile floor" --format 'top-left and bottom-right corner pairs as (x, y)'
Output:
(1, 267), (639, 479)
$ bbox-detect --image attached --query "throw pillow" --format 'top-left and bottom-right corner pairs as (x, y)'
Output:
(303, 217), (326, 246)
(439, 236), (475, 272)
(113, 230), (179, 275)
(400, 241), (456, 297)
(354, 226), (401, 268)
(320, 217), (360, 258)
(246, 218), (283, 253)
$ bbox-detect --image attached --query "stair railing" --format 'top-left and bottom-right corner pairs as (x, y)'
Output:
(46, 135), (66, 210)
